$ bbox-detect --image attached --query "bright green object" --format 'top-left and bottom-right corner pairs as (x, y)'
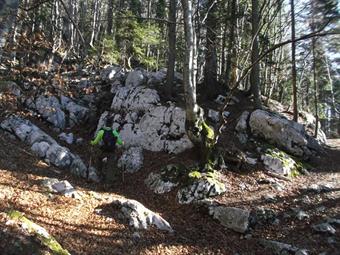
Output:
(90, 127), (123, 146)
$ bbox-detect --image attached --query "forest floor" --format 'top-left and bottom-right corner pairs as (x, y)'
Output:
(0, 126), (339, 254)
(0, 67), (339, 254)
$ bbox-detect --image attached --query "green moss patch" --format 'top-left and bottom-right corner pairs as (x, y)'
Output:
(7, 210), (70, 255)
(262, 147), (309, 178)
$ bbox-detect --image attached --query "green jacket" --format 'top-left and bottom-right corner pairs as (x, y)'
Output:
(90, 127), (123, 146)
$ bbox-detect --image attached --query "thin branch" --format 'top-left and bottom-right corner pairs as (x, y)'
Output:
(201, 0), (217, 24)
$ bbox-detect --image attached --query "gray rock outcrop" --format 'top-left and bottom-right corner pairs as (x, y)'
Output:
(111, 86), (160, 112)
(0, 80), (21, 97)
(34, 95), (66, 129)
(26, 95), (89, 129)
(177, 172), (226, 204)
(117, 147), (144, 173)
(261, 148), (298, 176)
(111, 197), (173, 232)
(100, 65), (125, 81)
(249, 110), (321, 157)
(259, 239), (309, 255)
(97, 105), (193, 154)
(209, 206), (250, 233)
(235, 111), (250, 144)
(1, 115), (99, 182)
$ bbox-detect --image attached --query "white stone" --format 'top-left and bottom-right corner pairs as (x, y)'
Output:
(147, 70), (167, 85)
(118, 147), (144, 173)
(111, 86), (160, 113)
(296, 211), (309, 220)
(313, 223), (336, 235)
(60, 96), (89, 127)
(261, 149), (296, 176)
(111, 198), (173, 232)
(41, 178), (80, 199)
(209, 206), (250, 233)
(100, 65), (123, 80)
(249, 110), (321, 157)
(1, 115), (97, 181)
(259, 240), (308, 255)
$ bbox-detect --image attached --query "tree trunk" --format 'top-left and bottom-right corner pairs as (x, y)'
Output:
(181, 0), (216, 169)
(291, 0), (298, 122)
(181, 0), (198, 122)
(90, 0), (99, 47)
(0, 0), (20, 62)
(250, 0), (262, 108)
(312, 38), (319, 138)
(324, 54), (337, 116)
(225, 0), (237, 89)
(165, 0), (177, 99)
(107, 0), (114, 35)
(203, 0), (218, 99)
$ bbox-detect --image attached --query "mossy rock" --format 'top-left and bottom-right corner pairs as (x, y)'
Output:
(262, 148), (309, 178)
(177, 170), (226, 204)
(7, 210), (70, 255)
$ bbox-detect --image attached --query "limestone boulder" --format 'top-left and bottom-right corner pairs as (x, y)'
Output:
(235, 111), (250, 144)
(177, 172), (226, 204)
(60, 96), (89, 127)
(117, 147), (144, 173)
(111, 86), (160, 113)
(208, 206), (250, 233)
(111, 198), (173, 232)
(34, 95), (66, 129)
(249, 110), (321, 157)
(261, 148), (298, 177)
(1, 115), (99, 182)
